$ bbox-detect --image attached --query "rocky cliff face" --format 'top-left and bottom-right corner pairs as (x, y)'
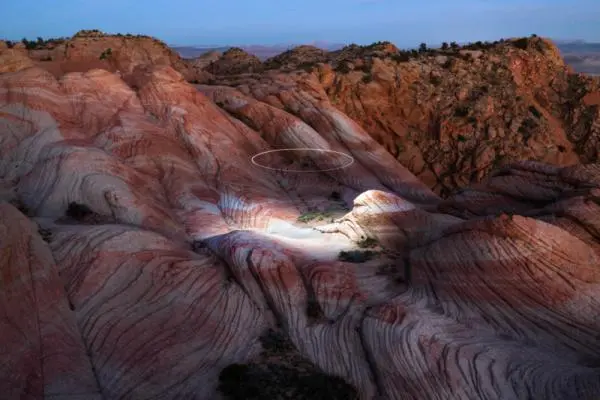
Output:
(1, 33), (600, 400)
(204, 37), (600, 195)
(1, 30), (208, 81)
(205, 47), (263, 76)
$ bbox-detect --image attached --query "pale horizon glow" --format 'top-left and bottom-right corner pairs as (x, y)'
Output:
(1, 0), (599, 48)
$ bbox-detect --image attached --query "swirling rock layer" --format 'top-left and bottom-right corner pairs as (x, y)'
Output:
(1, 60), (600, 400)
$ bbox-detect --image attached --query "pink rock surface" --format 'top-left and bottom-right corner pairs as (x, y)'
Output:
(1, 64), (600, 399)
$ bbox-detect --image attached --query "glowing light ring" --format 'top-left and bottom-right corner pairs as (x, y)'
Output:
(251, 148), (355, 173)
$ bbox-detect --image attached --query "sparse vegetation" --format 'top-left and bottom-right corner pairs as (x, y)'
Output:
(430, 75), (442, 86)
(528, 105), (542, 118)
(297, 211), (333, 223)
(21, 38), (37, 50)
(218, 329), (359, 399)
(512, 37), (530, 50)
(298, 61), (316, 73)
(492, 153), (506, 168)
(357, 236), (378, 248)
(334, 61), (352, 74)
(454, 106), (470, 117)
(338, 250), (377, 263)
(396, 142), (406, 154)
(99, 48), (112, 60)
(74, 29), (104, 38)
(391, 51), (411, 62)
(518, 117), (538, 145)
(362, 72), (373, 84)
(442, 58), (454, 69)
(366, 40), (393, 49)
(357, 62), (372, 73)
(18, 36), (68, 50)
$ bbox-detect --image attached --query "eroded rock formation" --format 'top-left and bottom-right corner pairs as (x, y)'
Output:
(205, 37), (600, 195)
(1, 34), (600, 400)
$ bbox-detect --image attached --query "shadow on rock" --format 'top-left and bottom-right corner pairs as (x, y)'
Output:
(218, 329), (359, 400)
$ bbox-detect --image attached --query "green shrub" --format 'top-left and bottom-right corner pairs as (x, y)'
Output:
(297, 211), (332, 223)
(99, 48), (112, 60)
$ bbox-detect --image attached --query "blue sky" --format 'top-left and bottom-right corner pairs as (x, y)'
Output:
(1, 0), (599, 47)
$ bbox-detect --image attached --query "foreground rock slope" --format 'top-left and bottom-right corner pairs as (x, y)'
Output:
(1, 33), (600, 400)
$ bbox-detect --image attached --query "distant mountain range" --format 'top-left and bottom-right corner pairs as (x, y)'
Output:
(172, 42), (346, 60)
(555, 41), (600, 76)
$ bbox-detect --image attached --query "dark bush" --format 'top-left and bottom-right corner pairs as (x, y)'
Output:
(454, 106), (469, 117)
(334, 61), (352, 74)
(528, 105), (542, 118)
(357, 236), (378, 248)
(338, 250), (377, 263)
(99, 48), (112, 60)
(512, 38), (529, 50)
(21, 38), (37, 50)
(38, 228), (53, 243)
(430, 75), (442, 86)
(66, 202), (93, 220)
(393, 52), (410, 62)
(218, 329), (359, 400)
(298, 62), (316, 72)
